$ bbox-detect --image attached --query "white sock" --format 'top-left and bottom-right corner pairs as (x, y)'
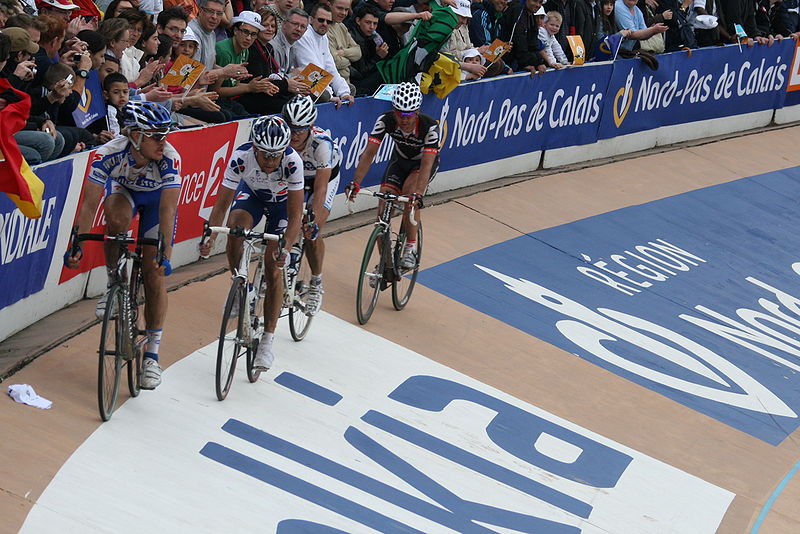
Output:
(404, 240), (416, 252)
(311, 274), (322, 285)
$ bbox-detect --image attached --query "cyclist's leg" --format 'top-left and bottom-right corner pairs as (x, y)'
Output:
(225, 182), (261, 273)
(304, 172), (339, 277)
(400, 156), (437, 244)
(254, 201), (289, 370)
(103, 182), (135, 270)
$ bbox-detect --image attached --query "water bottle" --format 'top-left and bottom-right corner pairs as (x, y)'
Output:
(372, 30), (384, 46)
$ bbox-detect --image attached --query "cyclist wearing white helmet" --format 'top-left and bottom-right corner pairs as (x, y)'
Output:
(65, 101), (181, 390)
(281, 95), (343, 316)
(201, 115), (305, 371)
(347, 82), (440, 269)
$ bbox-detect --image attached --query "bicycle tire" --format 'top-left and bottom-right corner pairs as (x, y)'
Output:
(289, 244), (314, 341)
(246, 264), (265, 383)
(356, 226), (387, 325)
(392, 222), (423, 311)
(97, 285), (123, 421)
(127, 265), (145, 398)
(216, 279), (245, 401)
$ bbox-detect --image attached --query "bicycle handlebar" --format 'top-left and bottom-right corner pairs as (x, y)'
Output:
(207, 225), (284, 245)
(69, 228), (165, 265)
(348, 189), (419, 226)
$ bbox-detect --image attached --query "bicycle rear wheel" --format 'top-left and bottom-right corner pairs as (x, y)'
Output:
(216, 279), (245, 401)
(246, 264), (265, 383)
(356, 226), (387, 325)
(289, 244), (314, 341)
(127, 266), (145, 398)
(98, 285), (123, 421)
(392, 222), (423, 311)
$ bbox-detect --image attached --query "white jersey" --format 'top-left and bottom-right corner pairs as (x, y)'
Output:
(223, 143), (304, 203)
(297, 127), (342, 181)
(87, 136), (182, 192)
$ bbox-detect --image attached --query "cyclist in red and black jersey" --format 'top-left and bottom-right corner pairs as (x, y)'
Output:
(346, 82), (439, 269)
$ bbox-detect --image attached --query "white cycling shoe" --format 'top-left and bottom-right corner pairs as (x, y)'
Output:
(253, 345), (275, 371)
(140, 358), (162, 390)
(306, 280), (323, 316)
(400, 249), (417, 270)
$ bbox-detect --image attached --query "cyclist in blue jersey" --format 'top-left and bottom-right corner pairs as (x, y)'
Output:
(66, 102), (180, 390)
(200, 116), (305, 371)
(281, 95), (343, 316)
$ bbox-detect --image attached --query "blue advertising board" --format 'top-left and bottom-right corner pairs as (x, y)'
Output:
(418, 165), (800, 445)
(598, 42), (792, 139)
(0, 159), (72, 309)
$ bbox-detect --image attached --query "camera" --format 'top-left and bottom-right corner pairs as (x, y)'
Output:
(72, 53), (83, 65)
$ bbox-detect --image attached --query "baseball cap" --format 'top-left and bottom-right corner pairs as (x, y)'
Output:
(695, 14), (718, 29)
(451, 0), (472, 18)
(182, 26), (200, 44)
(37, 0), (80, 10)
(0, 28), (39, 54)
(231, 10), (266, 31)
(463, 48), (485, 64)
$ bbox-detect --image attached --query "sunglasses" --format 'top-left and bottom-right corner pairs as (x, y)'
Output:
(141, 130), (170, 141)
(395, 110), (417, 117)
(290, 125), (310, 133)
(315, 17), (333, 24)
(257, 148), (284, 158)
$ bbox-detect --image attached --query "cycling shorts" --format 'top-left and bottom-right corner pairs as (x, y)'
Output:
(105, 180), (167, 240)
(381, 155), (439, 193)
(304, 164), (340, 212)
(230, 181), (289, 236)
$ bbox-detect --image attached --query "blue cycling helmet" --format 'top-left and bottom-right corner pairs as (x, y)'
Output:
(122, 101), (173, 131)
(250, 116), (291, 153)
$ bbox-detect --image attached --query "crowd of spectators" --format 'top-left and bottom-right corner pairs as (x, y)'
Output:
(0, 0), (798, 164)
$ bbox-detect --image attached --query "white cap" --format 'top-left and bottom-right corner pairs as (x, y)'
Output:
(232, 10), (266, 31)
(451, 0), (472, 18)
(182, 26), (200, 43)
(695, 14), (718, 29)
(534, 6), (545, 15)
(463, 47), (485, 64)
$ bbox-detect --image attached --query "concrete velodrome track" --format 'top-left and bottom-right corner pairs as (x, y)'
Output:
(3, 127), (800, 533)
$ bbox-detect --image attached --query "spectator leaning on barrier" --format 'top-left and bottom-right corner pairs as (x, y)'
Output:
(346, 3), (385, 94)
(684, 0), (731, 45)
(294, 2), (354, 105)
(327, 0), (361, 93)
(469, 0), (517, 47)
(574, 0), (600, 59)
(719, 0), (758, 39)
(614, 0), (668, 50)
(271, 7), (308, 74)
(539, 11), (569, 67)
(510, 0), (547, 75)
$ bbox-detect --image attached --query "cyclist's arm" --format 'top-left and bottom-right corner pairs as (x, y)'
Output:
(283, 188), (304, 255)
(311, 167), (332, 219)
(200, 185), (236, 256)
(158, 187), (180, 263)
(352, 138), (380, 187)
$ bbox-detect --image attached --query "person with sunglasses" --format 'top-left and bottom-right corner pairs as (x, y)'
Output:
(200, 116), (304, 371)
(281, 95), (343, 316)
(293, 2), (355, 106)
(65, 101), (180, 391)
(346, 81), (439, 270)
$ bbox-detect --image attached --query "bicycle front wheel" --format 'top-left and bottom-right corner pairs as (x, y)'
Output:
(98, 285), (123, 421)
(216, 279), (245, 401)
(356, 226), (387, 325)
(127, 265), (145, 398)
(392, 222), (423, 311)
(289, 245), (314, 341)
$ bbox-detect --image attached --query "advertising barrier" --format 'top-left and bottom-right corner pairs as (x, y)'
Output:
(2, 41), (800, 342)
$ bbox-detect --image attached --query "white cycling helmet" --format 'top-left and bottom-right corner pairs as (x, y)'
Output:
(251, 115), (291, 153)
(392, 82), (423, 112)
(282, 95), (318, 127)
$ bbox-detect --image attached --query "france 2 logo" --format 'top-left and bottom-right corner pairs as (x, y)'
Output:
(230, 157), (246, 175)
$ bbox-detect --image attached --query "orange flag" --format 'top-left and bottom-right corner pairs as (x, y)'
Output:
(0, 79), (44, 219)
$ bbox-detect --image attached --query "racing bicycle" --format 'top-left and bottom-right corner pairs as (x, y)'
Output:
(352, 190), (422, 325)
(68, 222), (165, 421)
(203, 218), (314, 401)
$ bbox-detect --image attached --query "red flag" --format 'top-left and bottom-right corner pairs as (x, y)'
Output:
(0, 78), (44, 218)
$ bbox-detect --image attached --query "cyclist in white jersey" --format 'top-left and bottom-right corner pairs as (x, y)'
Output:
(200, 116), (304, 371)
(65, 102), (180, 390)
(281, 95), (343, 316)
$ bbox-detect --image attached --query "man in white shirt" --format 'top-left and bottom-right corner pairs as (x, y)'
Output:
(293, 3), (355, 105)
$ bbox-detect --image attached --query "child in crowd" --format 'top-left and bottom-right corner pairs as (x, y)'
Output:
(461, 48), (484, 80)
(597, 0), (618, 42)
(103, 72), (130, 136)
(98, 54), (121, 85)
(539, 11), (569, 68)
